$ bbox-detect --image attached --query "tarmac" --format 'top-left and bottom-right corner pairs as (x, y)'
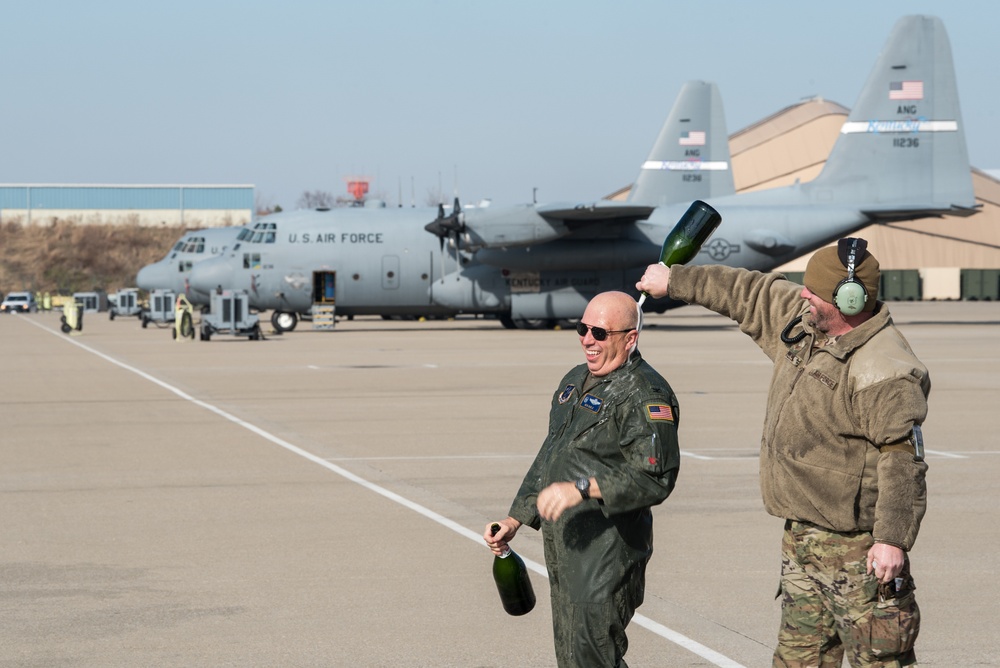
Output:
(2, 300), (997, 667)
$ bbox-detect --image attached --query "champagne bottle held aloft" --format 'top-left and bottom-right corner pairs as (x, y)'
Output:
(490, 523), (536, 616)
(657, 199), (722, 266)
(638, 199), (723, 306)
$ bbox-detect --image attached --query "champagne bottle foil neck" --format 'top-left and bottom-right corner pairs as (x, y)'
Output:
(498, 548), (512, 559)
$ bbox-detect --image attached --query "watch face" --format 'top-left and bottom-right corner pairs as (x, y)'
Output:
(576, 478), (589, 497)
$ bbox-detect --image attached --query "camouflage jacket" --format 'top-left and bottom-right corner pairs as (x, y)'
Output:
(669, 264), (929, 550)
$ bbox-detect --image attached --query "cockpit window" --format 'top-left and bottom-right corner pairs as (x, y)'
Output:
(248, 222), (277, 244)
(180, 236), (206, 253)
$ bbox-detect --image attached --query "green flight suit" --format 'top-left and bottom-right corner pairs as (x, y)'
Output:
(508, 351), (681, 668)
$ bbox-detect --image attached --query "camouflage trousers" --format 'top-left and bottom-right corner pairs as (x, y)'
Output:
(773, 520), (920, 668)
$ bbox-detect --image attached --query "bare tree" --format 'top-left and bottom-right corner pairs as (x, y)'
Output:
(255, 192), (279, 216)
(296, 190), (337, 210)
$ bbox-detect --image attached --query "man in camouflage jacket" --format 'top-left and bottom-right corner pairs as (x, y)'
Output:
(637, 239), (928, 667)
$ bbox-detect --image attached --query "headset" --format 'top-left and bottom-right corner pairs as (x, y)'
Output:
(833, 237), (869, 316)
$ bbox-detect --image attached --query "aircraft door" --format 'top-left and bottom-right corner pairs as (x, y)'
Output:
(314, 271), (336, 304)
(382, 256), (400, 290)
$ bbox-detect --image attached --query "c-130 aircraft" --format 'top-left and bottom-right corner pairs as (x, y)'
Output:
(183, 15), (974, 331)
(185, 77), (733, 331)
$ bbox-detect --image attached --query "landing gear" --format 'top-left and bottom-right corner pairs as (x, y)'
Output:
(271, 310), (298, 332)
(498, 314), (560, 330)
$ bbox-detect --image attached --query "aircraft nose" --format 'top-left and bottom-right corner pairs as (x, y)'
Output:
(136, 263), (172, 291)
(189, 257), (235, 295)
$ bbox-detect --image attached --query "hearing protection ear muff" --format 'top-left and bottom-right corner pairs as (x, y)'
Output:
(833, 238), (869, 316)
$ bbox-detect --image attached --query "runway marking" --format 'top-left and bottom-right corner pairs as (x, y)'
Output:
(924, 449), (969, 459)
(330, 451), (751, 462)
(29, 319), (747, 668)
(681, 451), (758, 461)
(327, 454), (535, 461)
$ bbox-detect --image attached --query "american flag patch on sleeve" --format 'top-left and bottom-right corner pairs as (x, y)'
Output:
(646, 403), (674, 422)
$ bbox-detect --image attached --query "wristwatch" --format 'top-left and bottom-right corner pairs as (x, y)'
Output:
(575, 477), (591, 500)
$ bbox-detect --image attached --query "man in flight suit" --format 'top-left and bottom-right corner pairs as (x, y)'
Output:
(636, 239), (927, 667)
(484, 291), (681, 668)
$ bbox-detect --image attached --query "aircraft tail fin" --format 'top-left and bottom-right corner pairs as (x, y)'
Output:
(810, 15), (976, 217)
(627, 81), (735, 207)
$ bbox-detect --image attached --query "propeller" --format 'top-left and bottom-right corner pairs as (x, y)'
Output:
(425, 197), (465, 281)
(424, 196), (465, 243)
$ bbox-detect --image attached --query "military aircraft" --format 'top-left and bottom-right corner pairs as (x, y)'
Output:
(136, 226), (245, 297)
(187, 15), (975, 329)
(185, 80), (733, 331)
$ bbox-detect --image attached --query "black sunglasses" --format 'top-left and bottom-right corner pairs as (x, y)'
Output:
(576, 322), (633, 341)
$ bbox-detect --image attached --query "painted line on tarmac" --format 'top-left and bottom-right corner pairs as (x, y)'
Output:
(333, 451), (756, 462)
(32, 320), (746, 668)
(327, 454), (535, 461)
(924, 449), (969, 459)
(681, 451), (757, 461)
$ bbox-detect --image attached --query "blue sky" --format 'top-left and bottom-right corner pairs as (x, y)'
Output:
(3, 1), (996, 211)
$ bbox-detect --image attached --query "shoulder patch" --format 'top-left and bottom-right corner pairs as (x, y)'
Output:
(557, 384), (576, 404)
(645, 403), (674, 422)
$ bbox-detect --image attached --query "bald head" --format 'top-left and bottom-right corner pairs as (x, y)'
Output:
(586, 291), (639, 331)
(578, 291), (640, 376)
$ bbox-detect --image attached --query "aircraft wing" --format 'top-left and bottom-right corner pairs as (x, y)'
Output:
(860, 203), (981, 222)
(447, 200), (656, 250)
(536, 201), (655, 224)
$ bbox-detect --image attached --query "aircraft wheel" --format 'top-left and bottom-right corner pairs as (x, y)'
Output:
(109, 310), (116, 321)
(271, 310), (298, 332)
(515, 318), (556, 330)
(499, 314), (517, 330)
(142, 317), (149, 328)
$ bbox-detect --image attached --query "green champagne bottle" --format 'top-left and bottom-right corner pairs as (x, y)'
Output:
(656, 199), (722, 266)
(490, 523), (536, 616)
(638, 199), (722, 306)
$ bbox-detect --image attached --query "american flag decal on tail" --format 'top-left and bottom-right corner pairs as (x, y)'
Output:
(889, 81), (923, 100)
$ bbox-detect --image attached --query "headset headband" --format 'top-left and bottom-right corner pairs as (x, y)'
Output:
(838, 237), (868, 278)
